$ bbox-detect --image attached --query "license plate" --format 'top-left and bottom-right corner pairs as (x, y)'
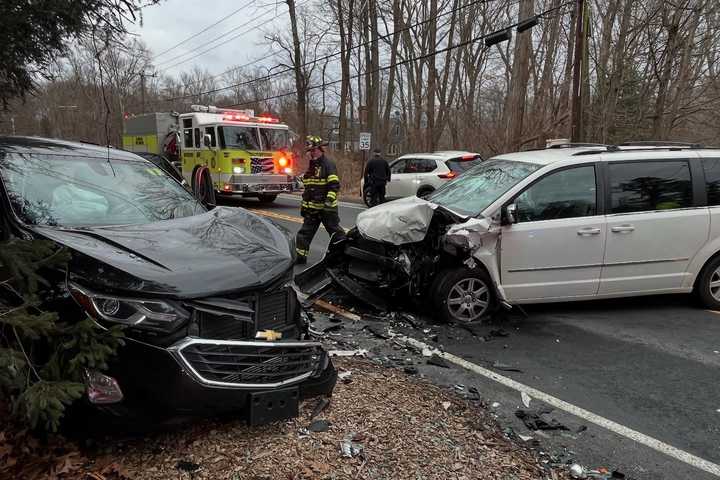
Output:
(248, 387), (299, 426)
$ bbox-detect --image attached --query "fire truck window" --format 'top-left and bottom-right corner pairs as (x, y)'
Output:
(183, 129), (193, 148)
(182, 119), (192, 129)
(258, 128), (289, 150)
(219, 126), (260, 151)
(194, 128), (200, 148)
(204, 127), (217, 147)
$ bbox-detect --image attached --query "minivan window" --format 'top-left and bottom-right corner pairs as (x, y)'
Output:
(609, 161), (692, 214)
(0, 153), (204, 227)
(702, 158), (720, 206)
(515, 166), (597, 222)
(427, 159), (542, 216)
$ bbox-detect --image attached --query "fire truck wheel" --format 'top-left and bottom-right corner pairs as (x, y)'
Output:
(192, 166), (216, 207)
(257, 194), (277, 204)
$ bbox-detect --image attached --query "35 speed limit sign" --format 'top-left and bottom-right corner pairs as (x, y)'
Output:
(359, 132), (371, 150)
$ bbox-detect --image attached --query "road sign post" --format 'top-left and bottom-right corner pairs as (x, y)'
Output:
(359, 132), (371, 151)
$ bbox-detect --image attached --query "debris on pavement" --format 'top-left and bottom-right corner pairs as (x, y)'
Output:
(518, 434), (534, 442)
(427, 354), (451, 368)
(569, 463), (626, 479)
(340, 433), (365, 458)
(492, 360), (523, 373)
(363, 324), (393, 339)
(516, 408), (570, 432)
(442, 401), (452, 410)
(522, 391), (532, 408)
(328, 349), (368, 357)
(308, 419), (331, 433)
(312, 299), (362, 322)
(404, 366), (419, 375)
(338, 370), (353, 383)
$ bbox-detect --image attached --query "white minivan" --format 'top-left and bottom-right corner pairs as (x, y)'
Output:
(311, 143), (720, 322)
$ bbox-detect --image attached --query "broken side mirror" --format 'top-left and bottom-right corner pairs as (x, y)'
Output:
(203, 134), (212, 148)
(502, 203), (518, 225)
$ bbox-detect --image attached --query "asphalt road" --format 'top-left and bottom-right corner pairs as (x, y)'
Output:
(222, 193), (720, 480)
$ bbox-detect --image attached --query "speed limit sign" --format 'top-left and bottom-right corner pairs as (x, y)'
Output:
(359, 132), (371, 150)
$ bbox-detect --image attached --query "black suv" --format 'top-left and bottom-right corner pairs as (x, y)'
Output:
(0, 137), (335, 426)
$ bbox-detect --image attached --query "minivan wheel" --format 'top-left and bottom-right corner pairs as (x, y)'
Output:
(697, 256), (720, 309)
(432, 267), (495, 323)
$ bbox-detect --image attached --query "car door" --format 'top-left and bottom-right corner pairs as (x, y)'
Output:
(501, 164), (606, 301)
(386, 158), (415, 199)
(599, 158), (709, 295)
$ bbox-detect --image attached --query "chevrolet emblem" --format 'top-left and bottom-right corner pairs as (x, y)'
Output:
(255, 329), (283, 341)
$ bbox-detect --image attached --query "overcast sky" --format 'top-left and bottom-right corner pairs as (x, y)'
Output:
(129, 0), (286, 81)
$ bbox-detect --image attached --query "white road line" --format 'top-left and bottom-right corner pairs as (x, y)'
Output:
(401, 336), (720, 478)
(278, 193), (366, 210)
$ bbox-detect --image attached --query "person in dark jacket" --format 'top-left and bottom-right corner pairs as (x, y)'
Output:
(295, 135), (345, 265)
(364, 148), (391, 206)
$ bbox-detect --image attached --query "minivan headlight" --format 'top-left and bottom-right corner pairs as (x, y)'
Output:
(69, 283), (189, 333)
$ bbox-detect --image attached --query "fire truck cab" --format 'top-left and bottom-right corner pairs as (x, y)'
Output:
(123, 105), (296, 203)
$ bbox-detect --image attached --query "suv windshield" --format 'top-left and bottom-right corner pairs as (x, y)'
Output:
(259, 128), (289, 150)
(427, 159), (541, 216)
(0, 153), (204, 227)
(220, 126), (261, 150)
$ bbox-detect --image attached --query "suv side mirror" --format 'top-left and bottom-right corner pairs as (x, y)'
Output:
(203, 134), (212, 148)
(502, 203), (518, 225)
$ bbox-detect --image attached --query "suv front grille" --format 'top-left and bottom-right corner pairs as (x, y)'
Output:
(250, 157), (274, 174)
(257, 290), (289, 330)
(172, 340), (324, 387)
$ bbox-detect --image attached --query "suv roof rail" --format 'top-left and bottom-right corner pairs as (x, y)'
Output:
(546, 142), (610, 149)
(619, 140), (705, 149)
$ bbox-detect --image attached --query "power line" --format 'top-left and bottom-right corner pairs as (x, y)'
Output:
(153, 0), (255, 58)
(221, 1), (573, 108)
(155, 1), (300, 72)
(158, 0), (500, 103)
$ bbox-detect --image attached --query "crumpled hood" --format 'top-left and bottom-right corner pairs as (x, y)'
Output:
(32, 207), (293, 298)
(356, 196), (481, 245)
(356, 196), (440, 245)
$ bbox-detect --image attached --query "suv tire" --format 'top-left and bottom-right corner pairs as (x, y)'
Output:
(696, 255), (720, 309)
(432, 267), (495, 323)
(416, 186), (434, 198)
(257, 194), (277, 204)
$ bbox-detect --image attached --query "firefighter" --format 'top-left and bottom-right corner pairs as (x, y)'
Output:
(295, 135), (345, 265)
(363, 147), (391, 206)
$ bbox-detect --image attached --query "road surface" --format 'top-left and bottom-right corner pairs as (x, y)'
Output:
(222, 193), (720, 480)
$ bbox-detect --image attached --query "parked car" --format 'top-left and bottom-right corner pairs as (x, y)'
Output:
(299, 142), (720, 323)
(361, 151), (482, 206)
(0, 137), (336, 426)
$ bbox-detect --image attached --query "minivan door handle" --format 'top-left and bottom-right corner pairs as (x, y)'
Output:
(611, 224), (635, 233)
(577, 227), (601, 236)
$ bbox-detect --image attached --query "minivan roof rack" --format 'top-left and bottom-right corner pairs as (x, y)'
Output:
(619, 141), (705, 149)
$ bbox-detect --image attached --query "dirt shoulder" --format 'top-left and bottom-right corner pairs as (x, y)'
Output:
(1, 357), (568, 480)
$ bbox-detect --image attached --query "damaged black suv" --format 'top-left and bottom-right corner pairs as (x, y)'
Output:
(0, 137), (336, 426)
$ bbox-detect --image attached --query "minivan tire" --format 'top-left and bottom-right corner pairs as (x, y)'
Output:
(432, 267), (495, 324)
(696, 255), (720, 310)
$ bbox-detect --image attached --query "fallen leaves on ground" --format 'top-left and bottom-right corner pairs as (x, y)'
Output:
(1, 358), (566, 479)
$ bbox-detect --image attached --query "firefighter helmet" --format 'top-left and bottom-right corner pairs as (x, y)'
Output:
(305, 135), (328, 151)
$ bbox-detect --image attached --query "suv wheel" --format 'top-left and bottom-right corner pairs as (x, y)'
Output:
(697, 256), (720, 309)
(417, 186), (434, 198)
(257, 194), (277, 204)
(432, 267), (495, 323)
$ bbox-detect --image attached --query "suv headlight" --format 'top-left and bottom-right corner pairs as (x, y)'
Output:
(69, 283), (189, 333)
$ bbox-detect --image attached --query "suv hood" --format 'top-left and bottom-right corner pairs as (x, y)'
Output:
(32, 207), (293, 298)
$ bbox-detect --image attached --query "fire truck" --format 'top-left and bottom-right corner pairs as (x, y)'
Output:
(122, 105), (297, 203)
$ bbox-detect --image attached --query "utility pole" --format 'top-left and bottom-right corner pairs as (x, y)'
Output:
(570, 0), (586, 142)
(139, 72), (157, 114)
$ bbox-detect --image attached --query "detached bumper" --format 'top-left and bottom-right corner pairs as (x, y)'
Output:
(100, 336), (336, 419)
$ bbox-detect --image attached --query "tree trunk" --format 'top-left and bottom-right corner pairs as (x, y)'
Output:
(505, 0), (534, 151)
(425, 0), (438, 151)
(380, 0), (402, 151)
(287, 0), (306, 146)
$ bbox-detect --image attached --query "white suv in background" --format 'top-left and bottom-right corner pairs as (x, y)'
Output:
(362, 150), (482, 205)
